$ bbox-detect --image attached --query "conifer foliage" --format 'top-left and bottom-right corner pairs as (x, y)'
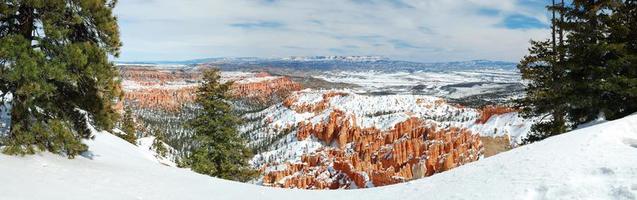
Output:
(0, 0), (122, 157)
(185, 69), (257, 182)
(519, 0), (637, 143)
(120, 107), (137, 145)
(151, 128), (168, 158)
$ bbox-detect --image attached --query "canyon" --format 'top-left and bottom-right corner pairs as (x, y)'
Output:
(261, 112), (483, 189)
(118, 65), (531, 190)
(248, 90), (531, 189)
(118, 65), (302, 158)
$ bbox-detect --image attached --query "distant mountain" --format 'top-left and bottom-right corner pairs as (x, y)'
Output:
(281, 56), (386, 62)
(117, 57), (517, 72)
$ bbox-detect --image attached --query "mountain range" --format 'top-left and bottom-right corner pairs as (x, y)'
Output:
(117, 57), (517, 72)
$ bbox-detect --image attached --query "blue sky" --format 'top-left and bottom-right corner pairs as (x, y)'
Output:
(115, 0), (552, 62)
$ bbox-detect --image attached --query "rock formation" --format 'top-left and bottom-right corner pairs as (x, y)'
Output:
(476, 105), (517, 124)
(120, 66), (301, 111)
(283, 92), (348, 114)
(249, 90), (536, 190)
(120, 67), (200, 84)
(262, 96), (484, 189)
(230, 76), (302, 105)
(124, 87), (198, 112)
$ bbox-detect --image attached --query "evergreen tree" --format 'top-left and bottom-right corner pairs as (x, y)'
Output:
(0, 0), (122, 157)
(120, 107), (137, 145)
(519, 0), (637, 143)
(185, 69), (257, 182)
(602, 0), (637, 119)
(152, 127), (168, 158)
(517, 38), (569, 142)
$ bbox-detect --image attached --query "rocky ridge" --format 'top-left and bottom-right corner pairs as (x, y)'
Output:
(120, 67), (302, 111)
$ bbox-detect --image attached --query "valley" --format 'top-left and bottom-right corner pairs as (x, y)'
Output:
(3, 1), (636, 199)
(118, 57), (536, 189)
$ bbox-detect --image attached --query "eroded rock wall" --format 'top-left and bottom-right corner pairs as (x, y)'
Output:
(230, 76), (302, 105)
(262, 108), (483, 189)
(120, 67), (301, 111)
(476, 105), (517, 124)
(124, 87), (198, 112)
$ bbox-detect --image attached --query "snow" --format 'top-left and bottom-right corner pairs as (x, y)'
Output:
(219, 71), (261, 83)
(252, 133), (325, 169)
(1, 112), (636, 199)
(278, 90), (478, 131)
(246, 90), (534, 167)
(219, 71), (283, 84)
(116, 63), (188, 69)
(446, 83), (504, 99)
(313, 69), (522, 98)
(282, 56), (385, 62)
(0, 92), (11, 136)
(121, 80), (198, 91)
(469, 112), (534, 145)
(121, 71), (284, 92)
(234, 76), (280, 84)
(136, 136), (178, 167)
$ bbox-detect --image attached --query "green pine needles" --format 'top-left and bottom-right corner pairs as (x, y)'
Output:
(184, 69), (257, 182)
(0, 0), (122, 157)
(519, 0), (637, 143)
(120, 107), (138, 145)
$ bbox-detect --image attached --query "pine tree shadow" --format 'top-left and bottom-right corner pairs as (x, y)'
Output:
(80, 150), (96, 160)
(623, 138), (637, 149)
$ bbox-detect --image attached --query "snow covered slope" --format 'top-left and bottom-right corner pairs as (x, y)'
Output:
(1, 113), (636, 199)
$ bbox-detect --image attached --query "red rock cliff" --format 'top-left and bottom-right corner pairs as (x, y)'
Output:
(124, 87), (198, 112)
(476, 105), (517, 124)
(229, 76), (302, 105)
(120, 67), (301, 111)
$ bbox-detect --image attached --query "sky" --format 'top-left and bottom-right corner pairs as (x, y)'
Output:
(115, 0), (552, 63)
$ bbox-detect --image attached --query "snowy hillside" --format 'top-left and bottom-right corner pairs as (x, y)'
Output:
(1, 113), (636, 199)
(244, 89), (532, 140)
(313, 69), (521, 96)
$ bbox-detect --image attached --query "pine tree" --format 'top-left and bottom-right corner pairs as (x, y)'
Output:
(152, 127), (168, 158)
(185, 69), (257, 182)
(120, 107), (137, 145)
(602, 0), (637, 119)
(517, 38), (569, 143)
(0, 0), (122, 157)
(558, 0), (637, 122)
(519, 0), (637, 143)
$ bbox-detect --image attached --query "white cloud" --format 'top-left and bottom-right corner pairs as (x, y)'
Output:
(114, 0), (551, 62)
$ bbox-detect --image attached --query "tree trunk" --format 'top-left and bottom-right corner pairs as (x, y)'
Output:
(17, 5), (34, 40)
(552, 0), (557, 50)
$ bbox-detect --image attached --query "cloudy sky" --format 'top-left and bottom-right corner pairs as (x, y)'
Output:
(115, 0), (551, 62)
